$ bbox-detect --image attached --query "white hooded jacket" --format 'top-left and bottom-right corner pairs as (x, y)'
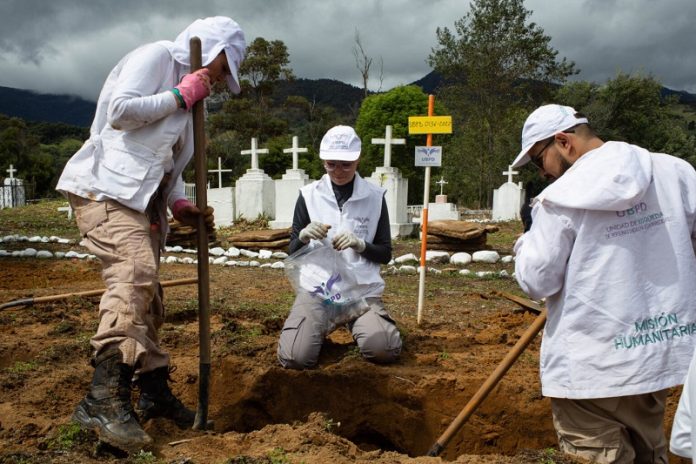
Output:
(514, 141), (696, 399)
(56, 17), (245, 245)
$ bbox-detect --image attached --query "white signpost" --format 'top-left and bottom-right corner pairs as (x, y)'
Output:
(414, 146), (442, 167)
(408, 98), (452, 325)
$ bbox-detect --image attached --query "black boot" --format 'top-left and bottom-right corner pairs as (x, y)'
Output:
(72, 348), (152, 451)
(135, 366), (196, 428)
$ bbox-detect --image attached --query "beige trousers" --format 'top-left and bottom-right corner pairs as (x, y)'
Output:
(69, 194), (169, 373)
(277, 293), (402, 370)
(550, 390), (669, 464)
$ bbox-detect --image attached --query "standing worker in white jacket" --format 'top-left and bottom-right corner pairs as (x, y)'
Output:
(512, 104), (696, 463)
(56, 17), (246, 451)
(277, 125), (403, 369)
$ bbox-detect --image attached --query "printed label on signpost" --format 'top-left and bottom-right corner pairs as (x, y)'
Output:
(408, 116), (452, 134)
(415, 146), (442, 167)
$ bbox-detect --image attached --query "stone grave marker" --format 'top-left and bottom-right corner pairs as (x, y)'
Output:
(366, 125), (414, 238)
(235, 138), (275, 220)
(208, 157), (235, 227)
(1, 164), (25, 209)
(492, 165), (525, 221)
(270, 136), (311, 229)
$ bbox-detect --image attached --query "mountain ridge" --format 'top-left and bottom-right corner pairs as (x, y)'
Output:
(1, 73), (695, 128)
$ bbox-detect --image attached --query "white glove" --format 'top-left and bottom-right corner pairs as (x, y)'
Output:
(299, 221), (330, 243)
(332, 232), (366, 252)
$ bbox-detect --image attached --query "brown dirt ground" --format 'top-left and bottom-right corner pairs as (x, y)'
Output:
(0, 234), (690, 464)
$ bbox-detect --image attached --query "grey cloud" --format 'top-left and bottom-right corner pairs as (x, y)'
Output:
(0, 0), (693, 100)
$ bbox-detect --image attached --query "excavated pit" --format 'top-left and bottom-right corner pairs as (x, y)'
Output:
(214, 361), (556, 460)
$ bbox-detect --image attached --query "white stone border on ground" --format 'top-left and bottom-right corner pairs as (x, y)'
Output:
(0, 234), (516, 278)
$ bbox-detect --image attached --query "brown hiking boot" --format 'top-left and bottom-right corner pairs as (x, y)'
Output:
(135, 366), (197, 428)
(72, 348), (152, 451)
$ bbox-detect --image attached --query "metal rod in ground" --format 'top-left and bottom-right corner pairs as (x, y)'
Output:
(427, 309), (547, 457)
(416, 94), (435, 325)
(0, 278), (198, 311)
(189, 36), (211, 431)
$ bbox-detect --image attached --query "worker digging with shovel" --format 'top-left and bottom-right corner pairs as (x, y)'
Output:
(55, 17), (246, 451)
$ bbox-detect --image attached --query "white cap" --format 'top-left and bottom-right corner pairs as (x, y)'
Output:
(319, 126), (361, 161)
(512, 104), (588, 168)
(171, 16), (246, 94)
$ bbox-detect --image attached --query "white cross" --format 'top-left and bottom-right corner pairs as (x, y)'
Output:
(436, 176), (448, 195)
(6, 164), (16, 179)
(241, 138), (269, 171)
(503, 165), (519, 184)
(283, 136), (308, 170)
(209, 157), (232, 188)
(371, 125), (405, 168)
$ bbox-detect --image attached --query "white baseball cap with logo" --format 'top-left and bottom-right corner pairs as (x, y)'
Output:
(319, 125), (362, 161)
(512, 104), (589, 168)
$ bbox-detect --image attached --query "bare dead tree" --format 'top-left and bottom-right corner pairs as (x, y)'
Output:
(377, 56), (384, 93)
(352, 29), (372, 98)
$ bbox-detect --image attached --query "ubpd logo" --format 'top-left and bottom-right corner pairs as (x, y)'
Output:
(616, 202), (647, 217)
(308, 272), (343, 305)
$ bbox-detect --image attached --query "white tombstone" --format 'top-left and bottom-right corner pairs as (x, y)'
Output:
(1, 165), (25, 209)
(366, 125), (414, 238)
(207, 187), (234, 227)
(235, 138), (275, 220)
(492, 165), (525, 221)
(429, 177), (459, 221)
(270, 136), (311, 229)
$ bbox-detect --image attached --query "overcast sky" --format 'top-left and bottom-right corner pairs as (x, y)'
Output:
(0, 0), (694, 101)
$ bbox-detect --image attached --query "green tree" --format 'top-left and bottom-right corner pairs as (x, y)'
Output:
(555, 72), (696, 166)
(239, 37), (294, 104)
(428, 0), (576, 206)
(206, 37), (297, 177)
(356, 85), (437, 203)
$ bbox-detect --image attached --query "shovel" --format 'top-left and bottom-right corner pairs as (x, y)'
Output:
(188, 36), (212, 431)
(427, 308), (547, 456)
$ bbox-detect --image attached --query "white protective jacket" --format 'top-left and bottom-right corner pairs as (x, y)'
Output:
(56, 42), (189, 237)
(670, 346), (696, 459)
(300, 173), (386, 298)
(57, 22), (240, 244)
(514, 141), (696, 399)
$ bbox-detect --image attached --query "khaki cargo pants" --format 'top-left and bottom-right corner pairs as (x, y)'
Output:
(551, 390), (669, 464)
(69, 194), (169, 373)
(277, 293), (402, 369)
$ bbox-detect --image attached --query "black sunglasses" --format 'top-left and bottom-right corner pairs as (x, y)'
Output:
(530, 138), (554, 170)
(529, 128), (577, 170)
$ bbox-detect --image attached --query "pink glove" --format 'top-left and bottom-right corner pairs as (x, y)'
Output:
(174, 69), (210, 109)
(172, 199), (194, 222)
(172, 199), (215, 229)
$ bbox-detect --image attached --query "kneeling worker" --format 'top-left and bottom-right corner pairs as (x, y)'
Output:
(277, 125), (402, 369)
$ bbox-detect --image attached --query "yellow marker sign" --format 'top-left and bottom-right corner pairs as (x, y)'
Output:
(408, 116), (452, 134)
